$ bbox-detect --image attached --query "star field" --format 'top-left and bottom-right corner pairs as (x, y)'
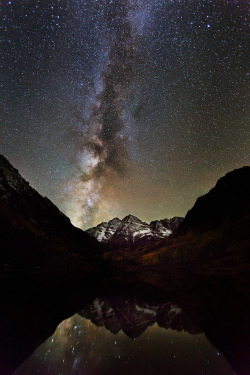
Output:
(1, 0), (249, 228)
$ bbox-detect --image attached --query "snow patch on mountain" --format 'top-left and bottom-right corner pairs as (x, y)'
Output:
(86, 214), (184, 249)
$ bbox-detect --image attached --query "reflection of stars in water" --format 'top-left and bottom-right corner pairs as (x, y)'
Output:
(15, 315), (234, 375)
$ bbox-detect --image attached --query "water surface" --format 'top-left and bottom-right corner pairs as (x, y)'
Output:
(2, 267), (249, 375)
(15, 313), (235, 375)
(14, 294), (237, 375)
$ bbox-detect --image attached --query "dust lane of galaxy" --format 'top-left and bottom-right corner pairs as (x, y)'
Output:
(1, 0), (249, 228)
(66, 0), (150, 227)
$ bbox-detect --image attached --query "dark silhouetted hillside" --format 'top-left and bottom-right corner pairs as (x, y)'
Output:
(0, 155), (103, 279)
(136, 167), (250, 266)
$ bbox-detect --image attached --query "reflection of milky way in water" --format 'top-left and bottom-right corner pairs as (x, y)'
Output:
(16, 314), (234, 375)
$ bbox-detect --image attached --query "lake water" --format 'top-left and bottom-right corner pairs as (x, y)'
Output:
(2, 267), (249, 375)
(14, 297), (236, 375)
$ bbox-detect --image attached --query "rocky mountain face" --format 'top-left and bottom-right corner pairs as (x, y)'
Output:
(86, 214), (183, 249)
(0, 155), (102, 278)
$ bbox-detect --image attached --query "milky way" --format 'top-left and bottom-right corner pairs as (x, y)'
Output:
(68, 1), (147, 227)
(1, 0), (249, 228)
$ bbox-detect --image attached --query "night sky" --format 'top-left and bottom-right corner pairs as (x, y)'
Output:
(1, 0), (249, 229)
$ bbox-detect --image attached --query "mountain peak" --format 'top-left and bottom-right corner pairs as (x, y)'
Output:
(108, 217), (121, 224)
(122, 214), (142, 223)
(0, 155), (29, 195)
(87, 214), (184, 249)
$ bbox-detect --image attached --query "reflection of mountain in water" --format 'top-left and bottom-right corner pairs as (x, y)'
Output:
(1, 270), (250, 375)
(13, 280), (250, 375)
(79, 297), (201, 338)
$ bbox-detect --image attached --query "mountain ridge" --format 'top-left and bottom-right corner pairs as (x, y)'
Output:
(86, 214), (184, 249)
(139, 165), (250, 265)
(0, 154), (103, 279)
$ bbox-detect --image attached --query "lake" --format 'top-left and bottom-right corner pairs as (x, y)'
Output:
(1, 266), (249, 375)
(15, 302), (235, 375)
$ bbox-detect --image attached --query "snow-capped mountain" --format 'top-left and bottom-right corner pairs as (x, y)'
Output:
(86, 214), (184, 249)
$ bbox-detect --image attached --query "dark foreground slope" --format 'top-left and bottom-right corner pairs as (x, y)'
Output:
(138, 166), (250, 266)
(181, 166), (250, 233)
(0, 155), (103, 279)
(0, 155), (106, 374)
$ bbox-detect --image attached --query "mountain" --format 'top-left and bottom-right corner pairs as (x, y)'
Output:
(0, 155), (103, 279)
(86, 214), (183, 249)
(180, 166), (250, 232)
(140, 166), (250, 265)
(1, 153), (249, 271)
